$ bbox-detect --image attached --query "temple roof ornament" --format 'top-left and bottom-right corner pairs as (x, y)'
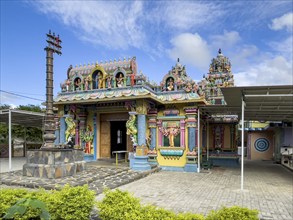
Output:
(56, 52), (235, 105)
(199, 49), (235, 105)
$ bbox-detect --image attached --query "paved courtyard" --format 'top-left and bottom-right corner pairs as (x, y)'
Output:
(1, 158), (292, 220)
(98, 160), (293, 220)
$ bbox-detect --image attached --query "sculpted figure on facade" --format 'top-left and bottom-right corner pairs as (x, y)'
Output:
(80, 125), (94, 154)
(126, 114), (138, 145)
(65, 116), (76, 141)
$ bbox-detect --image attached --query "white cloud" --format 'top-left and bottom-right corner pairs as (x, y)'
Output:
(269, 36), (293, 59)
(30, 1), (225, 52)
(269, 12), (293, 32)
(32, 1), (145, 50)
(157, 2), (223, 31)
(210, 31), (241, 49)
(234, 55), (292, 86)
(167, 33), (211, 71)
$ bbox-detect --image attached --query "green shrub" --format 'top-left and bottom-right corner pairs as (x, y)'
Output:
(0, 189), (29, 218)
(140, 204), (177, 220)
(97, 189), (205, 220)
(97, 189), (143, 220)
(0, 185), (95, 220)
(3, 198), (50, 220)
(205, 206), (259, 220)
(41, 184), (95, 220)
(176, 212), (205, 220)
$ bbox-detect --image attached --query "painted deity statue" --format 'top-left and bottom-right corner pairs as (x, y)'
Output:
(80, 125), (94, 154)
(65, 116), (76, 141)
(98, 72), (104, 89)
(160, 126), (180, 147)
(116, 73), (124, 87)
(126, 114), (137, 145)
(167, 78), (174, 91)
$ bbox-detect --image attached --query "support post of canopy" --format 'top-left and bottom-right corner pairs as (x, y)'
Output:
(9, 109), (12, 171)
(241, 97), (245, 190)
(197, 108), (201, 173)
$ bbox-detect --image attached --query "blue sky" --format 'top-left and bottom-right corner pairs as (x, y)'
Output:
(1, 0), (292, 107)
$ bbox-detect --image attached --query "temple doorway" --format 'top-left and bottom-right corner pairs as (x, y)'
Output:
(110, 121), (127, 158)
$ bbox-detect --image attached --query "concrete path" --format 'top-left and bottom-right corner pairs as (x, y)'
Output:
(0, 157), (27, 173)
(1, 158), (292, 220)
(97, 160), (293, 220)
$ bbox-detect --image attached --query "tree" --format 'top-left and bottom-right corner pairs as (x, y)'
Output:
(0, 104), (44, 144)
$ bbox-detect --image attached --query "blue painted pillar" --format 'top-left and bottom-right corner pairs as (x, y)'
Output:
(54, 130), (60, 145)
(150, 127), (156, 150)
(188, 127), (196, 152)
(137, 114), (146, 146)
(60, 116), (66, 143)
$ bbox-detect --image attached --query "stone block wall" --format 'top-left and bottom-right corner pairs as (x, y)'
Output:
(23, 149), (86, 179)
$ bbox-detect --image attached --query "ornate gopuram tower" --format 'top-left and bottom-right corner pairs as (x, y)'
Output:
(200, 49), (234, 105)
(23, 31), (86, 178)
(199, 49), (238, 154)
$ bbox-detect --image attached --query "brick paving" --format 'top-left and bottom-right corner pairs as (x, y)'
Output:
(1, 159), (292, 220)
(99, 160), (292, 220)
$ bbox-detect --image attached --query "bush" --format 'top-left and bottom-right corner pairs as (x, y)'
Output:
(97, 189), (142, 220)
(3, 198), (50, 220)
(205, 206), (259, 220)
(97, 189), (205, 220)
(46, 184), (95, 220)
(0, 185), (95, 220)
(0, 189), (29, 218)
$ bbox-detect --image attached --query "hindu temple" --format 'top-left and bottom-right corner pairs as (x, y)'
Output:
(52, 49), (292, 172)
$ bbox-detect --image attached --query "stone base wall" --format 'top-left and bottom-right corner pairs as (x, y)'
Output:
(23, 149), (86, 179)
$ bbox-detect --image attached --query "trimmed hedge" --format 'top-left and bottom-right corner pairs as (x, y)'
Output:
(1, 186), (259, 220)
(205, 206), (259, 220)
(97, 189), (258, 220)
(0, 185), (95, 220)
(97, 189), (205, 220)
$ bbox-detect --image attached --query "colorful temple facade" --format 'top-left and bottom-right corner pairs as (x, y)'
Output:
(53, 49), (239, 171)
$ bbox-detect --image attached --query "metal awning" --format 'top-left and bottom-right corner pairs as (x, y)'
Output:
(200, 85), (293, 122)
(0, 109), (45, 171)
(0, 109), (45, 128)
(199, 85), (293, 191)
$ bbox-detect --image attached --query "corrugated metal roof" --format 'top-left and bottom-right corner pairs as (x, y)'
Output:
(200, 85), (293, 122)
(0, 109), (45, 128)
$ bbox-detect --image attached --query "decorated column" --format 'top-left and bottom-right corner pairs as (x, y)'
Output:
(184, 107), (198, 152)
(136, 100), (148, 146)
(54, 116), (60, 145)
(74, 119), (79, 147)
(93, 114), (97, 160)
(60, 116), (66, 143)
(180, 119), (185, 148)
(78, 112), (87, 148)
(157, 120), (163, 147)
(147, 109), (158, 164)
(147, 109), (157, 150)
(131, 100), (151, 171)
(184, 107), (198, 172)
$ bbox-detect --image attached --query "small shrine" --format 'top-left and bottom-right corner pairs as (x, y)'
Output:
(53, 50), (239, 171)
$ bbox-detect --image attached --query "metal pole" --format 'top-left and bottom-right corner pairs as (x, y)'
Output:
(8, 109), (12, 170)
(197, 108), (201, 172)
(241, 98), (245, 190)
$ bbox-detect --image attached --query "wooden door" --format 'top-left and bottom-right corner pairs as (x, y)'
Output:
(100, 121), (110, 158)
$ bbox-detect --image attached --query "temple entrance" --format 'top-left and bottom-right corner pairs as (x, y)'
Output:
(110, 121), (127, 158)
